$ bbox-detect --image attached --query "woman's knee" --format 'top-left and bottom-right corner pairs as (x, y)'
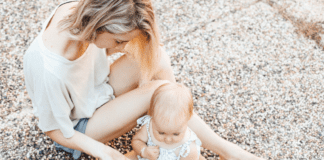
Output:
(109, 54), (141, 96)
(139, 80), (170, 91)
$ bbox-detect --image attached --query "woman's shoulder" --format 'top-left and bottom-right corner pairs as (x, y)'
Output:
(24, 2), (76, 60)
(48, 2), (77, 29)
(41, 2), (78, 59)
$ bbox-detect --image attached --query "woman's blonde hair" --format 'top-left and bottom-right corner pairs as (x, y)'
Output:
(148, 83), (194, 123)
(59, 0), (160, 81)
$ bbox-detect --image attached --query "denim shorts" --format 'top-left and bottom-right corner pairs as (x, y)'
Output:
(54, 118), (89, 159)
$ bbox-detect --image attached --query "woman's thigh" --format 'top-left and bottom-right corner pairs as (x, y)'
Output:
(85, 54), (167, 142)
(107, 46), (176, 97)
(107, 54), (141, 97)
(85, 80), (168, 143)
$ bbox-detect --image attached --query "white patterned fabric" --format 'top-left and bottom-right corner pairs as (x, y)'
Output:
(136, 115), (202, 160)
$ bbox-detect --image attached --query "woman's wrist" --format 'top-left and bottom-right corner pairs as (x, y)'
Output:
(88, 140), (108, 158)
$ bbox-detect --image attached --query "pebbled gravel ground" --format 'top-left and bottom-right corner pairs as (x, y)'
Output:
(269, 0), (324, 22)
(1, 0), (324, 159)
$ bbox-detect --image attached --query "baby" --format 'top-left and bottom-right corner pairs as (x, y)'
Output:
(131, 83), (206, 160)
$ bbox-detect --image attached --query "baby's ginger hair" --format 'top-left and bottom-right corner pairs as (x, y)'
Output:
(148, 83), (194, 124)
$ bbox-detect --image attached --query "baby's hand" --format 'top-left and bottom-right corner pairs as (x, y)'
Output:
(142, 146), (159, 160)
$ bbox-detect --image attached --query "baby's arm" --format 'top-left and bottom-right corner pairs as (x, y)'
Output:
(132, 124), (149, 156)
(181, 142), (206, 160)
(131, 124), (159, 160)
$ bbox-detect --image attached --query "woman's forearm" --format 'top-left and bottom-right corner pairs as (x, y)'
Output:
(46, 130), (111, 158)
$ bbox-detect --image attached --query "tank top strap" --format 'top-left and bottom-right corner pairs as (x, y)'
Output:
(137, 115), (151, 126)
(177, 130), (192, 158)
(177, 143), (190, 158)
(137, 115), (154, 145)
(146, 118), (153, 143)
(40, 1), (78, 34)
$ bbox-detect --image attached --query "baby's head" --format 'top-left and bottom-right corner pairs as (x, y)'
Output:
(148, 82), (193, 144)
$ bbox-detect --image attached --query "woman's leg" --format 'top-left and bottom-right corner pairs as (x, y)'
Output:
(189, 112), (262, 160)
(85, 79), (166, 142)
(107, 54), (141, 97)
(85, 54), (156, 142)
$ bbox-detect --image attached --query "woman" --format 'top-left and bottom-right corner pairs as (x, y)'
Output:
(23, 0), (263, 159)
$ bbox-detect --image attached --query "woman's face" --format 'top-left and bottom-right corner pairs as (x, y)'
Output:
(93, 29), (141, 55)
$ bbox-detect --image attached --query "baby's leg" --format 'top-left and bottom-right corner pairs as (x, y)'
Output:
(125, 151), (138, 160)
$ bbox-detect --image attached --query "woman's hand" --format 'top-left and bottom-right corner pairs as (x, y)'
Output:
(97, 145), (130, 160)
(142, 146), (160, 160)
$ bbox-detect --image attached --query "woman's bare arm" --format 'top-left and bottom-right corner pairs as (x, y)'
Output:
(46, 130), (128, 159)
(151, 46), (176, 83)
